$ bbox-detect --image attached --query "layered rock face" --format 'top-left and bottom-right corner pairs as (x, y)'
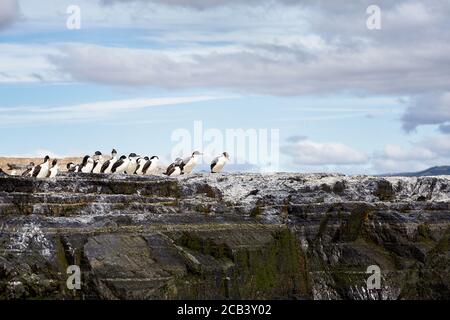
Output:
(0, 173), (449, 300)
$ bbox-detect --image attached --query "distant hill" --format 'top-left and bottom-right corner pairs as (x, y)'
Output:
(384, 166), (450, 177)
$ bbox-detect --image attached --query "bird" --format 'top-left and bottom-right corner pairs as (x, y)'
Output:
(21, 162), (35, 177)
(134, 157), (149, 175)
(0, 168), (9, 176)
(80, 155), (95, 173)
(101, 149), (118, 174)
(143, 156), (160, 175)
(111, 155), (130, 174)
(92, 151), (104, 174)
(180, 151), (202, 174)
(211, 152), (230, 173)
(47, 160), (59, 178)
(125, 153), (140, 174)
(32, 156), (51, 178)
(165, 158), (183, 177)
(67, 162), (80, 173)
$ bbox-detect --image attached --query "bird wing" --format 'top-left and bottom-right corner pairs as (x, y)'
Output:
(22, 168), (31, 176)
(142, 160), (151, 174)
(100, 160), (110, 173)
(166, 165), (177, 176)
(111, 160), (123, 173)
(210, 156), (219, 170)
(32, 165), (42, 177)
(179, 157), (190, 172)
(165, 163), (175, 175)
(134, 160), (144, 174)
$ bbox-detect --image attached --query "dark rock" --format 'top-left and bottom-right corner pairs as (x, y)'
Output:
(375, 179), (395, 201)
(0, 173), (449, 300)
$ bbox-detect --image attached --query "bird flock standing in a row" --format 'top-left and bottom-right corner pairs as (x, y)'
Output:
(16, 149), (230, 179)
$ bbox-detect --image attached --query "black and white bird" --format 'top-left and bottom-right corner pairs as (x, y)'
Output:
(125, 153), (140, 174)
(92, 151), (104, 174)
(101, 149), (118, 174)
(80, 155), (95, 173)
(47, 160), (59, 178)
(32, 156), (51, 178)
(67, 162), (80, 172)
(111, 155), (130, 174)
(211, 152), (230, 173)
(21, 162), (35, 177)
(143, 156), (160, 175)
(134, 157), (149, 175)
(181, 151), (202, 174)
(165, 158), (183, 177)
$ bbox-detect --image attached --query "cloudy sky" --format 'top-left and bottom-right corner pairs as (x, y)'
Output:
(0, 0), (449, 174)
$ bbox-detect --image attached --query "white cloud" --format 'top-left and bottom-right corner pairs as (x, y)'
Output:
(0, 44), (64, 83)
(282, 134), (450, 174)
(0, 95), (225, 125)
(379, 144), (435, 161)
(418, 135), (450, 157)
(372, 135), (450, 173)
(48, 41), (450, 96)
(282, 137), (368, 166)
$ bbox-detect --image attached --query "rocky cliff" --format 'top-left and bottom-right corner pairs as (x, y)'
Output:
(1, 173), (449, 300)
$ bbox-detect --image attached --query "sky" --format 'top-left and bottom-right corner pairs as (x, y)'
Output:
(0, 0), (449, 174)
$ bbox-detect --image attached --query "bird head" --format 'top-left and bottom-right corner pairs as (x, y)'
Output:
(94, 151), (102, 160)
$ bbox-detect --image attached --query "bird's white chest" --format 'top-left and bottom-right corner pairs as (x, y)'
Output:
(146, 160), (159, 174)
(105, 158), (117, 173)
(93, 160), (104, 173)
(135, 161), (146, 175)
(183, 157), (198, 173)
(170, 166), (181, 176)
(82, 162), (94, 173)
(49, 165), (59, 178)
(212, 157), (227, 173)
(126, 160), (138, 174)
(116, 160), (130, 173)
(36, 163), (50, 178)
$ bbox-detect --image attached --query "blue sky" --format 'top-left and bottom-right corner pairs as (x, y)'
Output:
(1, 0), (450, 174)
